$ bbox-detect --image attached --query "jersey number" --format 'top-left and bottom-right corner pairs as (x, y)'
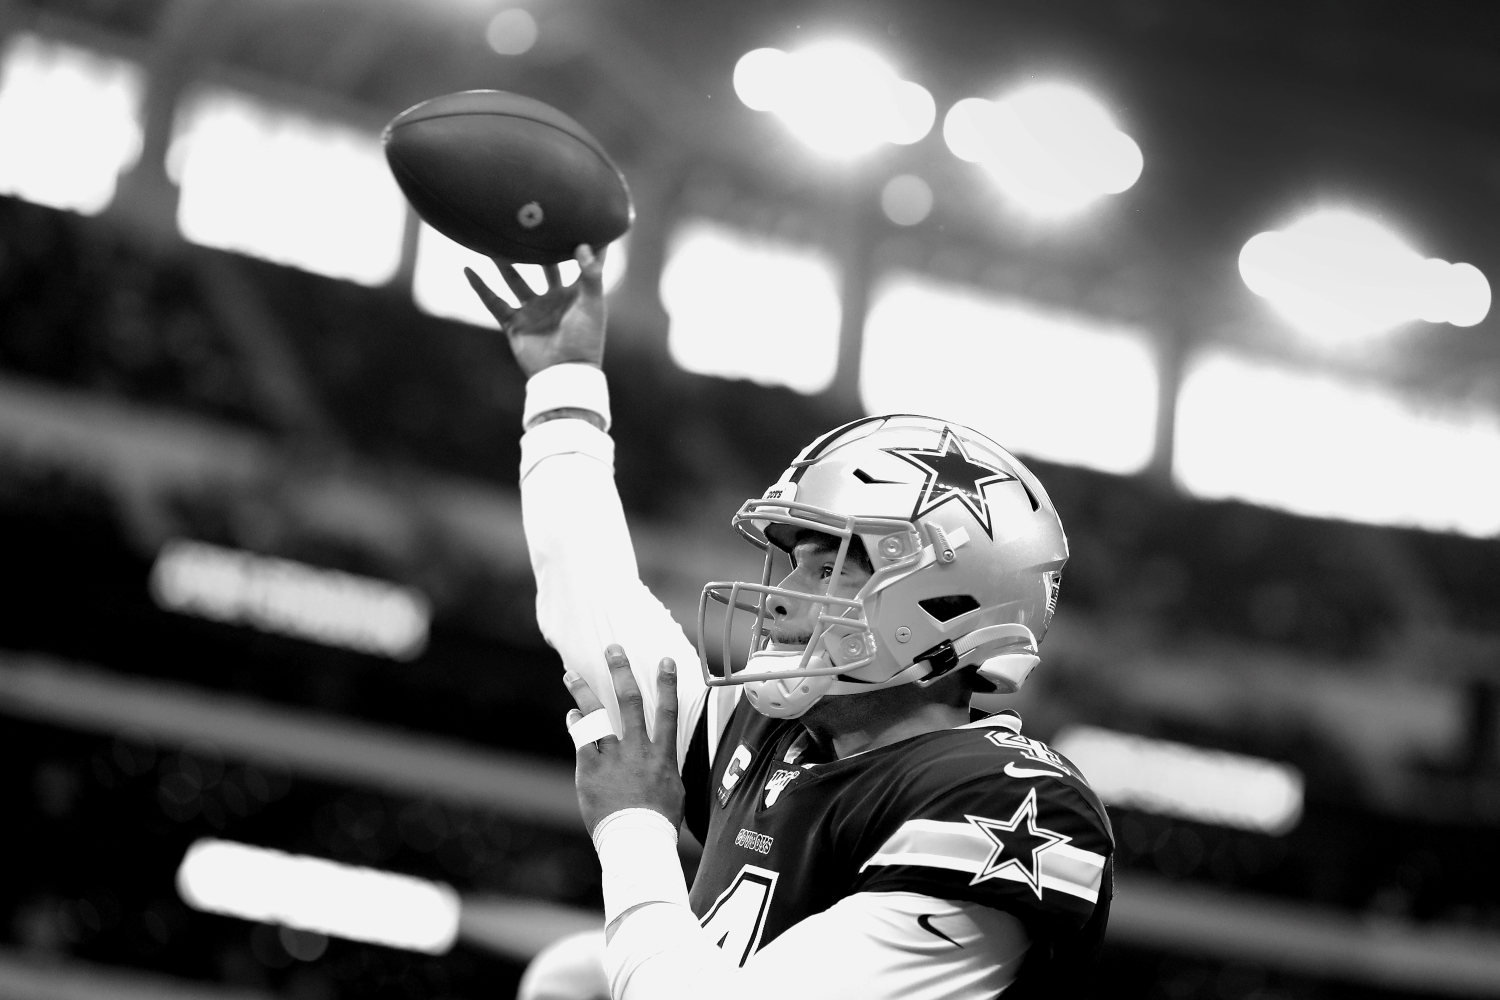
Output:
(698, 864), (779, 967)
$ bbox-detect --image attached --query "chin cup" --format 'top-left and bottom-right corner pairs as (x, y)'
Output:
(740, 650), (836, 718)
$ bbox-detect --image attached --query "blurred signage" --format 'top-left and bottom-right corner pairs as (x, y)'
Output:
(862, 274), (1158, 475)
(1175, 349), (1500, 537)
(177, 839), (459, 953)
(0, 33), (144, 215)
(168, 87), (406, 286)
(661, 219), (841, 395)
(1054, 725), (1304, 835)
(149, 539), (430, 660)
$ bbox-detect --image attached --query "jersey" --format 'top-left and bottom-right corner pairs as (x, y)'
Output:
(682, 697), (1115, 988)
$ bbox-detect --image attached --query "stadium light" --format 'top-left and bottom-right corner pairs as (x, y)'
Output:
(661, 219), (841, 394)
(1054, 726), (1303, 834)
(485, 9), (538, 56)
(177, 839), (460, 953)
(169, 88), (406, 286)
(943, 84), (1142, 217)
(149, 540), (431, 660)
(733, 42), (935, 159)
(861, 274), (1158, 475)
(412, 223), (627, 328)
(880, 174), (933, 226)
(1238, 209), (1491, 344)
(0, 33), (144, 214)
(1175, 349), (1500, 537)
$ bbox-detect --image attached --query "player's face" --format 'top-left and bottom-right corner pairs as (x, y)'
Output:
(766, 534), (873, 646)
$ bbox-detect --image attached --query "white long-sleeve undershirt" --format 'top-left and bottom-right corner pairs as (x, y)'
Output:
(519, 413), (716, 767)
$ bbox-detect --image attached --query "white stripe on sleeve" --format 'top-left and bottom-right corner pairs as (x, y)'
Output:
(860, 819), (1105, 903)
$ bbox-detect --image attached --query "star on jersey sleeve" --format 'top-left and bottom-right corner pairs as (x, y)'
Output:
(851, 748), (1113, 934)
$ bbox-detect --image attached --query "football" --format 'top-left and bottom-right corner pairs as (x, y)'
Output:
(382, 90), (633, 264)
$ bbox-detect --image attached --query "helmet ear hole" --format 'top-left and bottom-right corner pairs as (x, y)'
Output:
(918, 595), (980, 623)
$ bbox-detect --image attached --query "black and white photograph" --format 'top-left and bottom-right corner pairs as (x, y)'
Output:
(1, 2), (1498, 999)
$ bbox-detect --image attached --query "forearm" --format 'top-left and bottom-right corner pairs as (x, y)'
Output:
(592, 809), (726, 998)
(518, 366), (706, 764)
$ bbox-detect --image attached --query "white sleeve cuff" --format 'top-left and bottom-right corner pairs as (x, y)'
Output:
(523, 362), (611, 431)
(519, 417), (615, 481)
(592, 808), (690, 925)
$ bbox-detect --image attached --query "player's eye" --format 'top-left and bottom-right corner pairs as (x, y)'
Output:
(819, 564), (835, 580)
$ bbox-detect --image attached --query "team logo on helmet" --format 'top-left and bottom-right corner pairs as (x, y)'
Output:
(884, 426), (1034, 539)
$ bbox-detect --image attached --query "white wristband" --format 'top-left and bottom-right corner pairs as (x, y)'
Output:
(523, 363), (611, 431)
(568, 709), (617, 750)
(591, 808), (689, 925)
(519, 417), (614, 481)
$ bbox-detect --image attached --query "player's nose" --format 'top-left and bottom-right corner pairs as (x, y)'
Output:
(770, 568), (819, 621)
(766, 593), (817, 646)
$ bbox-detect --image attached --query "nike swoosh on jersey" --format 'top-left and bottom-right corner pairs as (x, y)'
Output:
(916, 913), (962, 948)
(1003, 761), (1067, 779)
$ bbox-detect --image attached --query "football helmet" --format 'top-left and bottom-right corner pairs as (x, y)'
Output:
(698, 414), (1067, 719)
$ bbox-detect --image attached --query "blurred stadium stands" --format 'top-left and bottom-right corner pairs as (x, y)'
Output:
(2, 2), (1500, 999)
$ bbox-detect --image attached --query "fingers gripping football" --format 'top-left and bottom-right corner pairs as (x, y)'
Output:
(564, 644), (684, 837)
(465, 244), (609, 379)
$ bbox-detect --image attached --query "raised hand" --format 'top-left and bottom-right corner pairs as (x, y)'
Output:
(465, 244), (608, 379)
(564, 645), (685, 836)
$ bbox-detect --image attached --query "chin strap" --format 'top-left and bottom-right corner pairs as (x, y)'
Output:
(833, 622), (1041, 696)
(810, 622), (1044, 703)
(912, 640), (960, 686)
(822, 639), (959, 696)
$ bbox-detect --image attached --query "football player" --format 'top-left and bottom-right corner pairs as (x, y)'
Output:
(468, 247), (1112, 1000)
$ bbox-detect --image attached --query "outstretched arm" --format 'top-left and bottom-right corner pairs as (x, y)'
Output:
(470, 248), (712, 767)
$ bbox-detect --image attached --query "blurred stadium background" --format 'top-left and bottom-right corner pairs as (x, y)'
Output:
(2, 1), (1500, 998)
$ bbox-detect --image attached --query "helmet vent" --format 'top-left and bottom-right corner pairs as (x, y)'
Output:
(918, 595), (980, 623)
(852, 468), (898, 485)
(1045, 572), (1062, 616)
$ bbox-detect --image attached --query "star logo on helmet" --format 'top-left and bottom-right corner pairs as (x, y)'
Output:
(965, 788), (1070, 898)
(884, 427), (1029, 539)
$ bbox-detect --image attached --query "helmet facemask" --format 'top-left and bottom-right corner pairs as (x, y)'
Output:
(698, 499), (941, 718)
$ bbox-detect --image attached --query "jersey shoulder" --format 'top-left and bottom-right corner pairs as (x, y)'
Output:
(851, 717), (1113, 932)
(886, 718), (1108, 830)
